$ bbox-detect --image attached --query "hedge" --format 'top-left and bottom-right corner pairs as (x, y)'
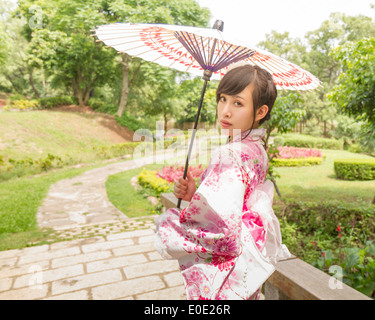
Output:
(274, 135), (343, 150)
(273, 157), (323, 167)
(280, 200), (375, 241)
(334, 159), (375, 181)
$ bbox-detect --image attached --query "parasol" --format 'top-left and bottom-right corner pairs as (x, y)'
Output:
(94, 20), (320, 208)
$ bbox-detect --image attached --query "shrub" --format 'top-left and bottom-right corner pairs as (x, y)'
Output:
(115, 112), (149, 132)
(4, 99), (39, 110)
(273, 157), (323, 167)
(0, 153), (64, 181)
(334, 159), (375, 181)
(138, 169), (172, 195)
(38, 96), (78, 109)
(93, 142), (142, 159)
(274, 134), (343, 150)
(281, 200), (375, 242)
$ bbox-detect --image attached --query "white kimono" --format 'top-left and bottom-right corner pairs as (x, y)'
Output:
(155, 128), (290, 300)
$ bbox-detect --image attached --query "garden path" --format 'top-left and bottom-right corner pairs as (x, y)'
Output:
(1, 149), (189, 300)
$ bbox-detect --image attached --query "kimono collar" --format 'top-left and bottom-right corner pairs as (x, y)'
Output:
(232, 128), (266, 143)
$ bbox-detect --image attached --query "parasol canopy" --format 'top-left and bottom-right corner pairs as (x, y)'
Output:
(94, 20), (320, 208)
(94, 21), (320, 90)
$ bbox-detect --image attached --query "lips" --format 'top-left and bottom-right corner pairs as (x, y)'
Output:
(220, 120), (232, 128)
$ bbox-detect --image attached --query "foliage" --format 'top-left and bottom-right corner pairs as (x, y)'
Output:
(272, 157), (323, 167)
(281, 200), (374, 244)
(176, 77), (218, 124)
(4, 99), (39, 110)
(115, 112), (151, 131)
(5, 95), (78, 110)
(263, 91), (304, 147)
(268, 146), (324, 167)
(312, 240), (375, 298)
(92, 142), (142, 159)
(334, 159), (375, 181)
(0, 153), (64, 181)
(273, 133), (343, 150)
(329, 37), (375, 152)
(138, 169), (172, 195)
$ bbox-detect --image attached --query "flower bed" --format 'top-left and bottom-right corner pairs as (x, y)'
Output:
(137, 164), (206, 198)
(271, 146), (324, 167)
(156, 164), (205, 183)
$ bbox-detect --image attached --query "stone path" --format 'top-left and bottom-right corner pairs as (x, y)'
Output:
(0, 228), (185, 300)
(37, 153), (169, 229)
(0, 151), (187, 300)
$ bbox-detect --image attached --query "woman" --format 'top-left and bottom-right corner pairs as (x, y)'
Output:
(155, 64), (290, 300)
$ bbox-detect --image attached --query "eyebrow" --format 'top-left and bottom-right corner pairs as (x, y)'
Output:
(234, 95), (246, 100)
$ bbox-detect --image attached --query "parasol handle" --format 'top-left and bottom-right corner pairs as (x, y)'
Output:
(177, 80), (209, 209)
(176, 20), (223, 209)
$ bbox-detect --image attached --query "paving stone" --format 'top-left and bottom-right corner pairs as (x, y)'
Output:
(135, 286), (186, 300)
(0, 284), (48, 300)
(18, 247), (81, 265)
(91, 276), (165, 300)
(0, 278), (12, 292)
(163, 271), (184, 287)
(52, 251), (112, 268)
(13, 264), (84, 289)
(112, 243), (155, 256)
(52, 269), (123, 296)
(124, 260), (180, 279)
(81, 238), (134, 253)
(86, 254), (147, 273)
(44, 290), (89, 300)
(0, 260), (50, 279)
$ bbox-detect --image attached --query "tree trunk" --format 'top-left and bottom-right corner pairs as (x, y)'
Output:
(72, 78), (84, 107)
(29, 68), (40, 99)
(83, 88), (91, 106)
(117, 53), (129, 117)
(163, 113), (168, 132)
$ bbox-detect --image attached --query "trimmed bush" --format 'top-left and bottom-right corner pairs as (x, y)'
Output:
(274, 134), (343, 150)
(273, 157), (323, 167)
(334, 159), (375, 181)
(138, 169), (172, 195)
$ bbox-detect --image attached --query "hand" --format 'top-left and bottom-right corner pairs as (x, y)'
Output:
(173, 171), (196, 202)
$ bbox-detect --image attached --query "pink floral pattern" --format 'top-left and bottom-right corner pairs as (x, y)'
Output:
(155, 128), (290, 300)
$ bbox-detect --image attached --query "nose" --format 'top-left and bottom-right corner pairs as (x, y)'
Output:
(221, 101), (231, 118)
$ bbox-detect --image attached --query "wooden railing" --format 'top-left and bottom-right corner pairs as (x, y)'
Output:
(160, 193), (371, 300)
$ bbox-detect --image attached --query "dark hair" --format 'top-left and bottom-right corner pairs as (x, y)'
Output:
(216, 65), (277, 129)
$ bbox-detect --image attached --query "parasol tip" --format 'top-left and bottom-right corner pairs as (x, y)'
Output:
(213, 20), (224, 31)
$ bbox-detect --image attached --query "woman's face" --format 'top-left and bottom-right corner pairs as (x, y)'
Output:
(217, 83), (256, 139)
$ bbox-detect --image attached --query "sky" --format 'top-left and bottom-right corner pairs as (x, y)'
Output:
(197, 0), (375, 45)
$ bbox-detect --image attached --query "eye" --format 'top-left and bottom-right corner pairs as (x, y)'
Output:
(219, 95), (226, 103)
(234, 101), (243, 107)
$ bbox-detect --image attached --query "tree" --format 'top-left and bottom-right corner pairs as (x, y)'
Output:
(104, 0), (210, 116)
(16, 0), (118, 106)
(328, 37), (375, 151)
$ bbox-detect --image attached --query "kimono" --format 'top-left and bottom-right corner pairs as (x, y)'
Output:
(155, 128), (291, 300)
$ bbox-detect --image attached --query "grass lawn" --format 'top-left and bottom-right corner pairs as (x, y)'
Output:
(0, 110), (127, 162)
(274, 149), (374, 204)
(106, 163), (166, 218)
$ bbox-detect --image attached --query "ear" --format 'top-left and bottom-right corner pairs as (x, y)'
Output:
(255, 105), (269, 122)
